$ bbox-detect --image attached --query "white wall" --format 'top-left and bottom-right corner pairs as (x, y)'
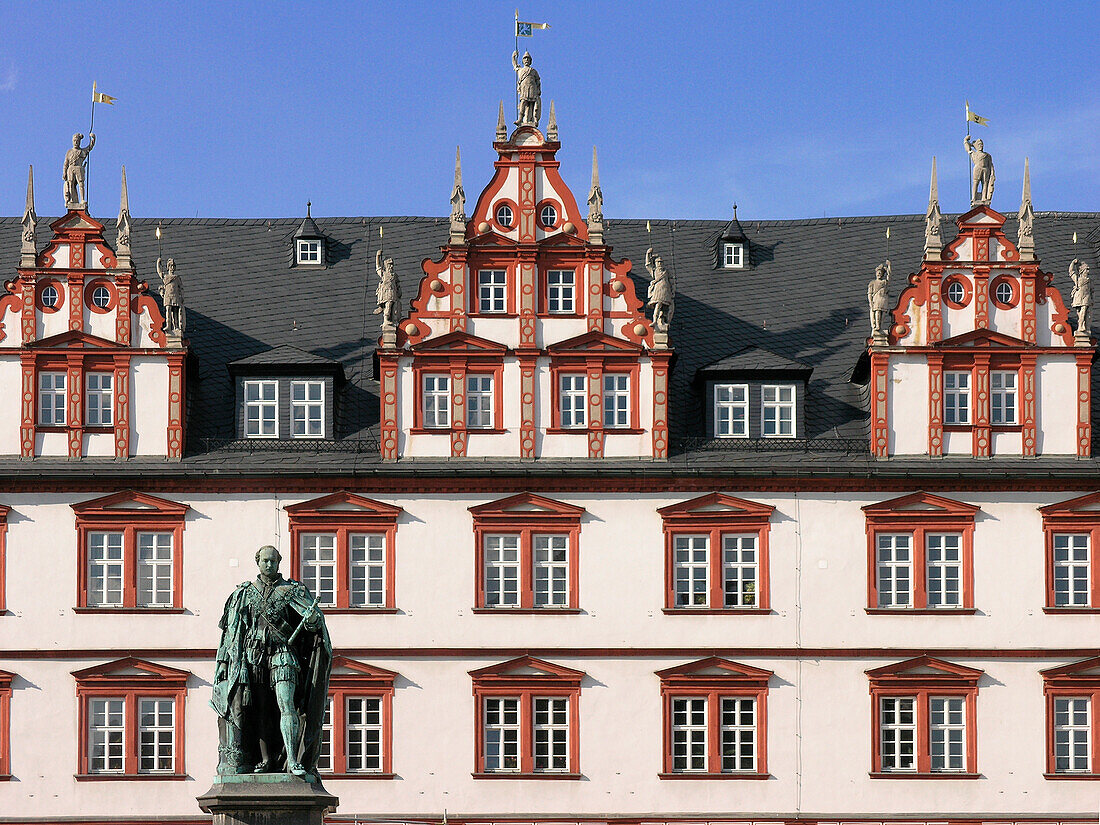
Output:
(1036, 356), (1079, 455)
(130, 358), (169, 456)
(0, 358), (22, 454)
(887, 357), (929, 455)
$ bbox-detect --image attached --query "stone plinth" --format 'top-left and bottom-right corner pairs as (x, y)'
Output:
(198, 774), (338, 825)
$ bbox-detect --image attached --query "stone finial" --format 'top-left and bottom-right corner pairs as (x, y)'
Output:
(924, 156), (943, 258)
(868, 260), (892, 345)
(586, 146), (604, 245)
(547, 100), (557, 141)
(511, 50), (542, 127)
(449, 145), (467, 244)
(116, 165), (133, 265)
(965, 135), (995, 206)
(496, 100), (507, 142)
(157, 256), (186, 340)
(1017, 157), (1035, 260)
(644, 246), (675, 339)
(1070, 258), (1092, 343)
(20, 165), (37, 266)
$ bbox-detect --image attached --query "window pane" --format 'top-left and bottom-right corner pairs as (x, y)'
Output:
(89, 697), (126, 773)
(1053, 534), (1090, 607)
(484, 535), (520, 607)
(533, 534), (569, 607)
(547, 270), (575, 314)
(876, 534), (912, 608)
(762, 384), (795, 437)
(88, 531), (125, 607)
(138, 697), (175, 773)
(467, 375), (494, 429)
(1053, 696), (1091, 773)
(316, 697), (334, 772)
(245, 381), (278, 437)
(346, 696), (384, 772)
(714, 383), (748, 437)
(880, 696), (916, 771)
(559, 374), (586, 428)
(720, 697), (756, 772)
(137, 532), (174, 606)
(673, 535), (709, 607)
(930, 696), (966, 771)
(349, 533), (386, 607)
(723, 534), (758, 607)
(290, 380), (324, 438)
(603, 374), (629, 428)
(422, 374), (451, 428)
(671, 697), (707, 772)
(300, 534), (337, 606)
(533, 697), (569, 771)
(484, 697), (520, 771)
(925, 533), (961, 607)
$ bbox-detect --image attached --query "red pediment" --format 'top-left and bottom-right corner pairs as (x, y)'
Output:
(862, 491), (980, 520)
(0, 670), (11, 689)
(29, 329), (120, 350)
(468, 492), (585, 522)
(866, 655), (983, 685)
(72, 657), (190, 687)
(656, 657), (772, 687)
(467, 231), (521, 249)
(658, 492), (775, 525)
(49, 210), (107, 235)
(412, 330), (508, 355)
(469, 655), (584, 686)
(957, 204), (1007, 228)
(0, 504), (9, 522)
(934, 328), (1029, 348)
(284, 491), (402, 523)
(329, 656), (398, 689)
(1039, 491), (1100, 521)
(548, 330), (643, 355)
(1041, 657), (1100, 686)
(71, 490), (189, 519)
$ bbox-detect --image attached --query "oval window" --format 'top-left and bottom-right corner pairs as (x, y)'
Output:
(540, 204), (557, 227)
(946, 281), (966, 305)
(495, 204), (514, 228)
(41, 285), (59, 308)
(92, 286), (111, 308)
(995, 281), (1013, 306)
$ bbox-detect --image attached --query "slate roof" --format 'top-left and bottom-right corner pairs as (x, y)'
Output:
(1, 210), (1099, 479)
(695, 345), (813, 378)
(229, 345), (343, 371)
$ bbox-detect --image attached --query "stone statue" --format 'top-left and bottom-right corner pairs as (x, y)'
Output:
(964, 136), (995, 206)
(644, 247), (675, 332)
(63, 132), (96, 207)
(375, 249), (401, 328)
(156, 257), (186, 335)
(211, 546), (332, 778)
(1070, 258), (1092, 338)
(511, 50), (541, 127)
(450, 147), (466, 229)
(868, 260), (892, 342)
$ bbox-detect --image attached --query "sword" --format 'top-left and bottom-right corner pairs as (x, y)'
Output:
(286, 594), (320, 645)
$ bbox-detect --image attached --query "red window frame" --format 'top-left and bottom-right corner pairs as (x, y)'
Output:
(658, 493), (775, 613)
(547, 332), (645, 434)
(990, 275), (1020, 309)
(942, 275), (973, 309)
(72, 657), (189, 780)
(863, 492), (979, 613)
(656, 657), (772, 779)
(408, 332), (508, 433)
(72, 491), (188, 612)
(320, 657), (397, 779)
(866, 655), (981, 778)
(470, 493), (584, 612)
(0, 669), (11, 780)
(285, 491), (402, 613)
(469, 259), (518, 317)
(35, 278), (65, 313)
(940, 355), (1022, 434)
(0, 504), (9, 614)
(33, 351), (121, 433)
(469, 656), (583, 778)
(538, 254), (584, 317)
(1039, 492), (1100, 613)
(1041, 657), (1100, 779)
(84, 279), (118, 314)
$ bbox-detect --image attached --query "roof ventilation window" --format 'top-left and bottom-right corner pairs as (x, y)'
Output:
(293, 202), (326, 268)
(715, 205), (751, 270)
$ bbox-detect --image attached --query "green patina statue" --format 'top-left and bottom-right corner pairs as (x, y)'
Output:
(211, 545), (332, 778)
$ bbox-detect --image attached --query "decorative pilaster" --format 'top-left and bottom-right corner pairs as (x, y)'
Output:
(927, 275), (943, 343)
(517, 253), (537, 347)
(166, 353), (185, 461)
(20, 277), (35, 344)
(1076, 350), (1092, 458)
(973, 231), (990, 262)
(115, 274), (132, 345)
(1020, 267), (1037, 343)
(517, 156), (536, 242)
(518, 353), (537, 459)
(113, 356), (131, 458)
(586, 366), (603, 458)
(586, 256), (604, 334)
(927, 354), (944, 457)
(450, 364), (467, 457)
(379, 357), (399, 460)
(68, 273), (84, 332)
(1020, 355), (1037, 457)
(450, 255), (467, 333)
(19, 354), (35, 458)
(973, 267), (990, 329)
(652, 357), (670, 459)
(66, 355), (83, 458)
(870, 351), (889, 458)
(971, 356), (991, 457)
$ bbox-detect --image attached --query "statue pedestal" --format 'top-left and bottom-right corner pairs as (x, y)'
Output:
(198, 774), (338, 825)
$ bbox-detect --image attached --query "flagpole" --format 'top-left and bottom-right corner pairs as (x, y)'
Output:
(87, 82), (97, 206)
(514, 10), (519, 118)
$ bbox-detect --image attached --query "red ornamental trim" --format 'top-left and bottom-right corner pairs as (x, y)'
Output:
(379, 358), (399, 460)
(927, 355), (943, 457)
(114, 272), (132, 345)
(84, 278), (118, 315)
(971, 355), (991, 458)
(113, 357), (131, 458)
(67, 358), (83, 458)
(519, 356), (537, 459)
(871, 352), (889, 457)
(167, 353), (185, 460)
(36, 278), (65, 315)
(1020, 355), (1038, 457)
(0, 289), (20, 344)
(1022, 276), (1038, 343)
(990, 274), (1020, 310)
(652, 362), (669, 459)
(20, 279), (35, 343)
(973, 268), (990, 329)
(518, 259), (537, 346)
(942, 274), (972, 310)
(1077, 351), (1092, 458)
(68, 273), (84, 331)
(541, 163), (589, 242)
(517, 164), (536, 241)
(132, 293), (167, 347)
(19, 355), (34, 457)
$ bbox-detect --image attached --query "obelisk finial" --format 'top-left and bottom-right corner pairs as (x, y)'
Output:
(116, 165), (133, 265)
(547, 100), (557, 141)
(449, 145), (467, 244)
(1018, 157), (1035, 260)
(496, 101), (507, 142)
(924, 156), (943, 259)
(587, 146), (604, 244)
(20, 165), (37, 266)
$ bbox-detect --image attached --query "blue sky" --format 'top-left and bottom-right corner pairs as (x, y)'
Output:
(1, 0), (1096, 221)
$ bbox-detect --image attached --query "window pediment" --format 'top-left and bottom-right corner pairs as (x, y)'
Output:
(1039, 491), (1100, 522)
(469, 655), (584, 686)
(862, 491), (980, 522)
(72, 657), (190, 687)
(29, 329), (120, 350)
(284, 491), (402, 523)
(548, 330), (643, 356)
(412, 330), (508, 356)
(1041, 657), (1100, 685)
(656, 656), (772, 688)
(934, 328), (1028, 349)
(469, 492), (585, 524)
(866, 655), (983, 686)
(71, 490), (189, 520)
(658, 492), (775, 526)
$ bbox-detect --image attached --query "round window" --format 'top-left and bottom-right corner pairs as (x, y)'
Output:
(946, 281), (966, 305)
(540, 204), (557, 227)
(92, 286), (111, 308)
(41, 285), (58, 308)
(995, 281), (1014, 306)
(495, 204), (514, 228)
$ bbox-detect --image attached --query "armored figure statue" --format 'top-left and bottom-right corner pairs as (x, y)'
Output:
(63, 133), (96, 207)
(1070, 258), (1092, 338)
(645, 247), (675, 332)
(965, 136), (995, 206)
(868, 260), (892, 342)
(156, 257), (186, 335)
(212, 546), (331, 778)
(511, 50), (541, 127)
(375, 249), (401, 328)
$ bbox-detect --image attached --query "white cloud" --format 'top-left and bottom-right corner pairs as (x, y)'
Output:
(0, 64), (17, 92)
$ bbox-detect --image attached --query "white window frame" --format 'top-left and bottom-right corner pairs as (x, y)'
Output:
(946, 280), (966, 305)
(88, 530), (125, 607)
(317, 698), (334, 772)
(673, 534), (710, 608)
(929, 695), (966, 772)
(1053, 696), (1091, 773)
(138, 697), (176, 773)
(994, 280), (1014, 306)
(723, 242), (744, 269)
(290, 380), (325, 439)
(879, 696), (917, 772)
(559, 374), (586, 429)
(41, 284), (59, 308)
(136, 532), (174, 607)
(344, 695), (384, 773)
(88, 696), (126, 774)
(1053, 533), (1090, 607)
(603, 373), (630, 428)
(483, 696), (521, 772)
(349, 533), (386, 608)
(925, 533), (962, 608)
(876, 533), (912, 609)
(539, 204), (557, 228)
(546, 269), (575, 314)
(944, 371), (970, 425)
(478, 269), (507, 314)
(300, 533), (338, 607)
(484, 534), (520, 607)
(670, 696), (708, 772)
(532, 696), (569, 772)
(495, 204), (514, 229)
(533, 534), (569, 608)
(466, 374), (494, 429)
(39, 371), (66, 426)
(990, 370), (1017, 425)
(714, 383), (748, 438)
(91, 285), (111, 308)
(720, 696), (757, 772)
(86, 372), (114, 427)
(421, 374), (451, 429)
(722, 534), (758, 608)
(297, 239), (322, 265)
(244, 380), (279, 438)
(761, 384), (796, 438)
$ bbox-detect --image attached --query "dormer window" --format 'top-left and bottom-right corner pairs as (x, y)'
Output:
(761, 385), (796, 437)
(723, 243), (745, 269)
(230, 346), (342, 442)
(292, 203), (326, 268)
(697, 347), (810, 441)
(297, 239), (321, 265)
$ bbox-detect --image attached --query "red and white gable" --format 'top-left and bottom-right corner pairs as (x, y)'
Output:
(0, 208), (184, 459)
(870, 205), (1089, 458)
(378, 120), (672, 461)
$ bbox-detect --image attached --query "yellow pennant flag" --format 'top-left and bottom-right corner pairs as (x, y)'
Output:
(92, 81), (116, 105)
(965, 100), (989, 126)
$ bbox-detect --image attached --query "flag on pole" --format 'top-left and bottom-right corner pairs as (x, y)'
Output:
(92, 81), (116, 105)
(965, 101), (989, 127)
(516, 19), (550, 36)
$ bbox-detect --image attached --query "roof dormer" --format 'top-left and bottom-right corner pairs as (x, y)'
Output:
(715, 205), (750, 270)
(292, 202), (326, 268)
(229, 345), (343, 440)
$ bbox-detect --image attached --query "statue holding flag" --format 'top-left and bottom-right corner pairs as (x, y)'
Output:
(63, 133), (95, 208)
(511, 51), (541, 127)
(965, 136), (995, 207)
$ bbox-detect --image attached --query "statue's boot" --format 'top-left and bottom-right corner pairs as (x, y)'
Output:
(280, 712), (302, 775)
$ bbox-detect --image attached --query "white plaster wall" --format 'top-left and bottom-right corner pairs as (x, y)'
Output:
(886, 357), (929, 455)
(40, 305), (68, 339)
(954, 237), (973, 260)
(537, 317), (587, 349)
(0, 301), (21, 349)
(1035, 299), (1059, 346)
(988, 300), (1022, 339)
(0, 358), (22, 454)
(84, 305), (116, 341)
(942, 429), (970, 455)
(87, 243), (107, 269)
(131, 309), (159, 348)
(1036, 356), (1078, 455)
(130, 358), (168, 456)
(35, 431), (67, 456)
(991, 430), (1022, 455)
(83, 432), (114, 457)
(466, 318), (518, 348)
(941, 278), (977, 339)
(895, 297), (925, 346)
(47, 245), (71, 269)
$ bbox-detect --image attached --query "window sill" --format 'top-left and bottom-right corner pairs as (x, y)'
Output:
(74, 607), (186, 614)
(0, 774), (10, 782)
(35, 426), (67, 433)
(473, 607), (582, 614)
(75, 773), (188, 781)
(662, 607), (771, 615)
(868, 771), (979, 780)
(409, 428), (508, 435)
(322, 608), (400, 615)
(471, 772), (582, 780)
(1042, 607), (1099, 614)
(659, 772), (770, 780)
(545, 427), (644, 435)
(469, 313), (519, 319)
(320, 772), (395, 780)
(865, 608), (977, 615)
(1044, 772), (1100, 780)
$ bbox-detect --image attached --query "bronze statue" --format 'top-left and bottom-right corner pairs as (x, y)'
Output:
(212, 546), (331, 778)
(63, 133), (96, 207)
(965, 136), (995, 206)
(156, 257), (186, 335)
(645, 247), (675, 332)
(511, 50), (541, 127)
(375, 249), (401, 328)
(868, 260), (892, 341)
